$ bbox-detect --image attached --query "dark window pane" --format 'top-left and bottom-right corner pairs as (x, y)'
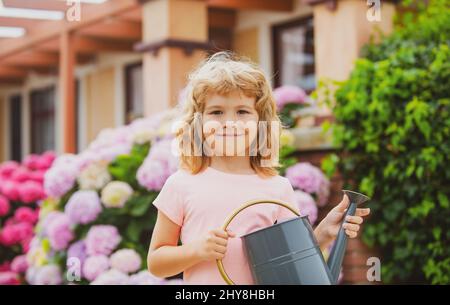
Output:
(9, 95), (22, 161)
(125, 62), (143, 123)
(30, 87), (55, 154)
(272, 17), (315, 92)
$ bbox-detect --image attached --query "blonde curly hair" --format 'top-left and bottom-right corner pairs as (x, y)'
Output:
(176, 51), (281, 178)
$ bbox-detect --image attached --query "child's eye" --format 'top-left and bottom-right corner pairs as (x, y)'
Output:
(209, 110), (223, 115)
(237, 110), (250, 115)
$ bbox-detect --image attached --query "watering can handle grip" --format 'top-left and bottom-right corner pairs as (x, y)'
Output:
(216, 199), (300, 285)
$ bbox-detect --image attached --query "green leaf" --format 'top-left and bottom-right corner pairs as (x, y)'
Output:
(437, 192), (449, 208)
(128, 193), (157, 217)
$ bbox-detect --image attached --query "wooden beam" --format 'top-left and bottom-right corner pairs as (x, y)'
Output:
(36, 36), (134, 55)
(3, 51), (59, 68)
(74, 36), (135, 53)
(0, 0), (140, 59)
(78, 20), (142, 41)
(36, 39), (60, 52)
(207, 0), (294, 11)
(118, 7), (142, 22)
(0, 77), (24, 85)
(208, 8), (236, 29)
(0, 66), (27, 79)
(59, 31), (76, 153)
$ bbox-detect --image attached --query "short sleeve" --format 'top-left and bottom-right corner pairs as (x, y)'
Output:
(277, 178), (300, 222)
(152, 172), (185, 226)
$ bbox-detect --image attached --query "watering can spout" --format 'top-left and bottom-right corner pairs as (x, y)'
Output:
(327, 190), (370, 284)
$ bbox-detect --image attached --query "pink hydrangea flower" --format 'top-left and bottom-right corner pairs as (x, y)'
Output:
(45, 212), (74, 251)
(18, 181), (45, 204)
(10, 255), (28, 273)
(292, 190), (318, 225)
(85, 225), (121, 256)
(137, 138), (178, 191)
(128, 270), (164, 285)
(10, 167), (31, 182)
(0, 195), (10, 217)
(29, 170), (46, 184)
(67, 240), (87, 264)
(23, 154), (40, 171)
(82, 255), (110, 281)
(32, 265), (62, 285)
(109, 249), (142, 274)
(0, 271), (20, 285)
(285, 162), (330, 207)
(90, 269), (129, 285)
(0, 161), (20, 179)
(44, 154), (80, 198)
(0, 222), (33, 246)
(14, 207), (39, 224)
(64, 190), (102, 225)
(1, 180), (20, 201)
(273, 85), (308, 111)
(36, 151), (56, 170)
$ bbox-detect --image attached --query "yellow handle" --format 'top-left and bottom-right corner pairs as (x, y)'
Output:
(216, 199), (300, 285)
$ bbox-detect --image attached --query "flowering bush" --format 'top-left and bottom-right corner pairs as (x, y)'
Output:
(279, 130), (330, 226)
(27, 109), (182, 285)
(285, 162), (330, 207)
(0, 152), (55, 284)
(25, 106), (330, 285)
(273, 85), (311, 128)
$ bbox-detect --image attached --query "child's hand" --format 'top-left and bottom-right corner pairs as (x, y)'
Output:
(314, 195), (370, 249)
(192, 229), (236, 261)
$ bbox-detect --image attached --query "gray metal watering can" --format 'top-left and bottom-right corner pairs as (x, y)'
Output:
(216, 190), (370, 285)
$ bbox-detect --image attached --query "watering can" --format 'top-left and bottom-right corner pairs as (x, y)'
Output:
(216, 190), (370, 285)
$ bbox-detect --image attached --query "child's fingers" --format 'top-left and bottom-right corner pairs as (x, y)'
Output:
(355, 208), (371, 217)
(343, 223), (360, 232)
(213, 244), (227, 254)
(345, 215), (363, 224)
(332, 195), (350, 212)
(211, 236), (228, 247)
(226, 229), (236, 238)
(345, 230), (358, 238)
(211, 229), (229, 239)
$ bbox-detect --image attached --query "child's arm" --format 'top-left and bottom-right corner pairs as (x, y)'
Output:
(147, 211), (235, 278)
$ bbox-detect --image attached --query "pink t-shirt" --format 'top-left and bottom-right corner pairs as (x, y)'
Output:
(152, 166), (299, 285)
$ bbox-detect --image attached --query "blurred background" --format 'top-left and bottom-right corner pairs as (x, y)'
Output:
(0, 0), (448, 285)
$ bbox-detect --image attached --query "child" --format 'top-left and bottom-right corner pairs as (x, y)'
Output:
(147, 52), (370, 285)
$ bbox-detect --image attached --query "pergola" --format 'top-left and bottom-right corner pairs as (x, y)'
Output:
(0, 0), (294, 152)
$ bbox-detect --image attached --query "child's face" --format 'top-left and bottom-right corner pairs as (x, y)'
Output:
(202, 91), (259, 157)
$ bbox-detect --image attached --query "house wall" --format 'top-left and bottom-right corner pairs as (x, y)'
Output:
(233, 27), (259, 63)
(0, 52), (142, 159)
(84, 67), (116, 144)
(233, 0), (313, 83)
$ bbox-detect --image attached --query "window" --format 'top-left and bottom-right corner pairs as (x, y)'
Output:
(30, 86), (55, 154)
(9, 94), (22, 161)
(125, 62), (144, 124)
(272, 16), (315, 92)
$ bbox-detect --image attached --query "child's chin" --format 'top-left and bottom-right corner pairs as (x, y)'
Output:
(212, 149), (248, 157)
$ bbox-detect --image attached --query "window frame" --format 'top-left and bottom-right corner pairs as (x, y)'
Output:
(29, 86), (56, 154)
(124, 61), (144, 124)
(9, 94), (22, 161)
(271, 15), (315, 92)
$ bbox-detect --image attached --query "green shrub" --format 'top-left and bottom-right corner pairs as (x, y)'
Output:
(322, 0), (450, 284)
